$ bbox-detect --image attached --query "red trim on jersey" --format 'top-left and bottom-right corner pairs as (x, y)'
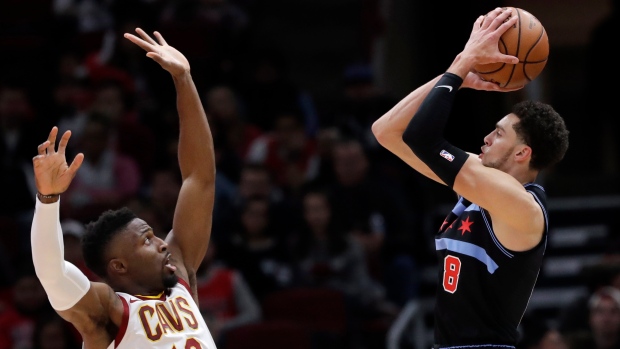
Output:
(114, 296), (130, 348)
(178, 278), (192, 294)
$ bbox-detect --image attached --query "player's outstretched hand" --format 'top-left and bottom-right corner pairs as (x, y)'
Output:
(32, 127), (84, 196)
(124, 28), (190, 78)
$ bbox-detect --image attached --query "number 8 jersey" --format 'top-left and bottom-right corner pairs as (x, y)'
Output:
(107, 279), (217, 349)
(433, 183), (548, 348)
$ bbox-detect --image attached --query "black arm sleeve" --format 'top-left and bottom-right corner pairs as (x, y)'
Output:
(402, 73), (469, 188)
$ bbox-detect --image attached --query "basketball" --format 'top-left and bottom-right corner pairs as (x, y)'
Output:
(474, 7), (549, 89)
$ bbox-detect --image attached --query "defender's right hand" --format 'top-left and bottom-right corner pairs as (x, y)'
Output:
(32, 127), (84, 195)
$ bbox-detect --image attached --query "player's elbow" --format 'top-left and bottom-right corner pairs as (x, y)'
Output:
(371, 119), (392, 147)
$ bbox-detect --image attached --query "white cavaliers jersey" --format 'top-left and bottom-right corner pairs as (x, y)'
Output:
(107, 279), (217, 349)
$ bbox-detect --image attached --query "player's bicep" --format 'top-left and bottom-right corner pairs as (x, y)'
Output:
(57, 282), (123, 334)
(168, 178), (215, 271)
(453, 155), (539, 228)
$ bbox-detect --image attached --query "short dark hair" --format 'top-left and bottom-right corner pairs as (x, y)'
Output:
(82, 207), (137, 278)
(511, 100), (569, 170)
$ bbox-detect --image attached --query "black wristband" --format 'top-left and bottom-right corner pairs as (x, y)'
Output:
(37, 192), (60, 203)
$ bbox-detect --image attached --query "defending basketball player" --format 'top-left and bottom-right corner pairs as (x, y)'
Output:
(372, 8), (569, 349)
(30, 28), (217, 349)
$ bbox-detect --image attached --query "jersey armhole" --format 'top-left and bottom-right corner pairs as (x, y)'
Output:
(178, 278), (193, 294)
(114, 295), (129, 348)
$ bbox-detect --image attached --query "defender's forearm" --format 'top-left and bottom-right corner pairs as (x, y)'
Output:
(173, 73), (215, 183)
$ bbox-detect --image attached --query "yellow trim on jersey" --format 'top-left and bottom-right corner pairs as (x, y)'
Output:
(135, 291), (165, 299)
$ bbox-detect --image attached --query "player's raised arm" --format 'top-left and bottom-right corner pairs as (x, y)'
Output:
(31, 127), (123, 342)
(372, 10), (520, 187)
(124, 29), (216, 287)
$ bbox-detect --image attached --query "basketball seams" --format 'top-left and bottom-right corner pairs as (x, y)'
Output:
(473, 7), (548, 88)
(504, 7), (521, 89)
(522, 27), (547, 80)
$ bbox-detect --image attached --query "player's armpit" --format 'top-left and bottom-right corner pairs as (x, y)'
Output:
(57, 282), (124, 335)
(453, 155), (545, 251)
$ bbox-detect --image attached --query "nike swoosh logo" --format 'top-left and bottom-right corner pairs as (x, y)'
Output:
(130, 298), (139, 303)
(435, 85), (453, 92)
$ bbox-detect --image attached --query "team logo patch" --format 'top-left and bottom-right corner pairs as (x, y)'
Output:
(440, 149), (455, 162)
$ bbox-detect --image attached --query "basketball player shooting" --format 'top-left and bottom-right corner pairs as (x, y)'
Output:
(372, 8), (569, 349)
(30, 28), (217, 349)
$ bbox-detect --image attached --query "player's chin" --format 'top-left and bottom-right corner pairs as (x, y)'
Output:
(162, 273), (179, 289)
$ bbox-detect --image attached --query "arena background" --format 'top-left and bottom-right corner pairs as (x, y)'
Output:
(1, 0), (619, 348)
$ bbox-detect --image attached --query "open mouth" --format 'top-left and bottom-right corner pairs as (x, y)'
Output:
(164, 253), (177, 273)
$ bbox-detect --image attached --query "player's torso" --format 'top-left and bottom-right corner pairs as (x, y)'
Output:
(433, 183), (548, 347)
(108, 280), (216, 349)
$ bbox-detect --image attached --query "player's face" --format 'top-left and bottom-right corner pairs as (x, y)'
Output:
(117, 219), (178, 291)
(480, 114), (522, 171)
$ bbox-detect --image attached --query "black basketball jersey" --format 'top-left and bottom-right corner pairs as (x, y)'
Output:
(433, 183), (548, 348)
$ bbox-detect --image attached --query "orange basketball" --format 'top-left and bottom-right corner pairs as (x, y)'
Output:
(474, 7), (549, 89)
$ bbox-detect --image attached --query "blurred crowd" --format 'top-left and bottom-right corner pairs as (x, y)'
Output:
(0, 0), (619, 349)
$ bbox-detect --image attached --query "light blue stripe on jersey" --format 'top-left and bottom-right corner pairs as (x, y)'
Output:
(451, 198), (468, 215)
(435, 238), (499, 274)
(464, 203), (480, 212)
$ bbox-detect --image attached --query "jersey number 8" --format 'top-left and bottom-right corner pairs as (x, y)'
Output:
(443, 255), (461, 293)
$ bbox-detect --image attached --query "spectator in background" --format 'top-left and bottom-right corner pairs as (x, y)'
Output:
(0, 84), (46, 258)
(239, 49), (318, 134)
(518, 314), (568, 349)
(223, 196), (297, 302)
(60, 114), (141, 222)
(32, 313), (81, 349)
(558, 261), (620, 335)
(0, 85), (39, 214)
(147, 167), (183, 234)
(204, 84), (262, 182)
(196, 241), (261, 348)
(325, 63), (395, 157)
(0, 267), (54, 349)
(88, 80), (156, 178)
(158, 0), (251, 85)
(226, 162), (297, 241)
(292, 186), (397, 317)
(54, 77), (93, 141)
(565, 286), (620, 349)
(326, 138), (420, 306)
(246, 111), (320, 195)
(60, 219), (99, 282)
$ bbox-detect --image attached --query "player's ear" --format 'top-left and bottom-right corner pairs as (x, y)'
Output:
(109, 258), (127, 275)
(515, 144), (532, 163)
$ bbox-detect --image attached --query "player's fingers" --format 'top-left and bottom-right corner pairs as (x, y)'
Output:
(124, 33), (156, 53)
(146, 52), (165, 65)
(475, 15), (485, 29)
(38, 141), (50, 156)
(57, 130), (72, 155)
(481, 7), (503, 29)
(492, 8), (513, 30)
(499, 53), (519, 65)
(135, 27), (158, 45)
(153, 31), (168, 46)
(68, 153), (84, 176)
(498, 14), (518, 33)
(47, 127), (58, 153)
